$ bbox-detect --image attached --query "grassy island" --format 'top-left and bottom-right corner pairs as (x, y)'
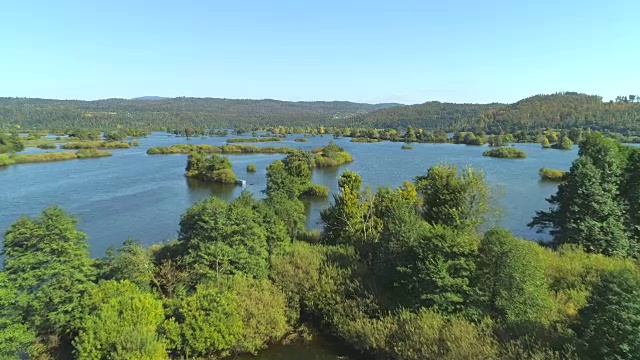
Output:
(301, 184), (330, 198)
(37, 143), (57, 149)
(147, 144), (296, 155)
(0, 149), (113, 166)
(62, 141), (131, 150)
(185, 153), (238, 184)
(401, 144), (413, 150)
(312, 141), (353, 167)
(227, 137), (282, 143)
(247, 164), (257, 172)
(482, 147), (527, 158)
(295, 138), (308, 142)
(539, 168), (567, 181)
(351, 138), (381, 143)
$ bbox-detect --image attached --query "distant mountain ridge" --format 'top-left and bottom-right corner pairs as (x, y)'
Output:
(131, 96), (171, 101)
(0, 97), (403, 129)
(0, 92), (637, 131)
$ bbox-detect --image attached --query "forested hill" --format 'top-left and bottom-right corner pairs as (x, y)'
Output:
(0, 97), (401, 130)
(349, 101), (500, 129)
(456, 92), (640, 133)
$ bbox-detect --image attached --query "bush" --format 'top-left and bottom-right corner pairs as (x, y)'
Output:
(401, 144), (413, 150)
(539, 168), (566, 181)
(209, 168), (238, 184)
(301, 184), (330, 198)
(0, 154), (15, 166)
(247, 164), (257, 172)
(483, 147), (527, 158)
(295, 138), (308, 142)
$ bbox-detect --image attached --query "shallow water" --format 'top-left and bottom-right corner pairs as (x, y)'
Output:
(0, 132), (578, 256)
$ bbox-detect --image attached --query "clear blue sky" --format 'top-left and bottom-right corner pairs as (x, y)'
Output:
(1, 0), (638, 104)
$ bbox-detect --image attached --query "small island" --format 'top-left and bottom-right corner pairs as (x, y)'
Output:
(401, 144), (413, 150)
(539, 168), (567, 181)
(246, 164), (257, 172)
(185, 153), (237, 184)
(482, 147), (527, 158)
(227, 137), (282, 143)
(312, 141), (353, 167)
(147, 144), (295, 155)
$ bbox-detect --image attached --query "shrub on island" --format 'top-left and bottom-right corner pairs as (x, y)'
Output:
(295, 138), (308, 142)
(185, 153), (238, 184)
(401, 144), (413, 150)
(482, 147), (527, 158)
(551, 136), (574, 150)
(539, 168), (566, 181)
(313, 141), (353, 167)
(301, 184), (330, 198)
(247, 164), (257, 172)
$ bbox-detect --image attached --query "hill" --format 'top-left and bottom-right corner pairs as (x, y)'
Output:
(0, 97), (401, 130)
(457, 92), (640, 133)
(349, 101), (500, 129)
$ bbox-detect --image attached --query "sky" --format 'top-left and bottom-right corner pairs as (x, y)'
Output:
(1, 0), (638, 105)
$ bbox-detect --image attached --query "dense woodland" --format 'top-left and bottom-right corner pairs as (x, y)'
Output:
(1, 93), (638, 133)
(3, 133), (640, 359)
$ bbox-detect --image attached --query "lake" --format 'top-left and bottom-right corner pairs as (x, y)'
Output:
(0, 132), (577, 257)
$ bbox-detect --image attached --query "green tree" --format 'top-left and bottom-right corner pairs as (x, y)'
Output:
(553, 136), (574, 150)
(99, 238), (155, 290)
(73, 280), (168, 360)
(228, 276), (290, 354)
(395, 225), (479, 312)
(541, 136), (551, 148)
(178, 196), (269, 280)
(321, 170), (380, 252)
(474, 228), (555, 328)
(171, 284), (243, 358)
(0, 272), (37, 360)
(415, 164), (488, 231)
(530, 134), (630, 256)
(2, 206), (95, 349)
(578, 268), (640, 360)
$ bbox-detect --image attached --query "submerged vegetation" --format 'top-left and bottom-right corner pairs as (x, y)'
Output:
(482, 147), (527, 158)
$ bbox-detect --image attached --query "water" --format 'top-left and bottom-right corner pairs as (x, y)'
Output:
(0, 132), (578, 257)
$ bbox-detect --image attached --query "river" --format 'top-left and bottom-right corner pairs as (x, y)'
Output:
(0, 132), (577, 257)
